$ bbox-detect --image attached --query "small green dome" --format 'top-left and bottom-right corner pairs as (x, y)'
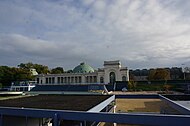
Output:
(73, 62), (94, 73)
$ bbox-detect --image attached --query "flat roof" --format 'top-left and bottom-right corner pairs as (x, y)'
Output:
(162, 95), (190, 101)
(176, 101), (190, 110)
(0, 95), (110, 111)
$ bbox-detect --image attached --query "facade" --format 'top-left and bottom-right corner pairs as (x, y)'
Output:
(35, 60), (129, 85)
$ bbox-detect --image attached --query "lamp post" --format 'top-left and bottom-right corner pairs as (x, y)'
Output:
(181, 64), (186, 80)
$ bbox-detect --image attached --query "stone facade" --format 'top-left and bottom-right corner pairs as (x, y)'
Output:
(35, 60), (129, 84)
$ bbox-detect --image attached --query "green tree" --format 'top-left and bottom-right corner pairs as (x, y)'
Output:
(51, 67), (64, 74)
(0, 83), (2, 88)
(67, 70), (73, 73)
(0, 66), (34, 87)
(33, 64), (49, 74)
(18, 62), (49, 74)
(18, 62), (33, 69)
(0, 66), (14, 86)
(12, 67), (34, 81)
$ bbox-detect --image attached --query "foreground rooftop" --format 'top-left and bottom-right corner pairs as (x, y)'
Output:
(0, 95), (110, 111)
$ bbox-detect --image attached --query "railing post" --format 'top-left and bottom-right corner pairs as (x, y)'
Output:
(0, 114), (2, 126)
(53, 113), (59, 126)
(25, 116), (28, 126)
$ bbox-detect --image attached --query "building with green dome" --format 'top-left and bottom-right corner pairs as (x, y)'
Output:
(35, 60), (129, 84)
(73, 62), (94, 73)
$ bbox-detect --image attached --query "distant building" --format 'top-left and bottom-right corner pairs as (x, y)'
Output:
(30, 68), (38, 76)
(129, 69), (149, 81)
(170, 67), (183, 80)
(130, 67), (183, 81)
(35, 60), (129, 85)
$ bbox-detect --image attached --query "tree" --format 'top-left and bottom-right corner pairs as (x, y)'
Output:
(147, 69), (156, 80)
(18, 62), (49, 74)
(129, 73), (135, 81)
(18, 62), (33, 69)
(12, 67), (34, 81)
(148, 68), (170, 81)
(128, 80), (137, 91)
(0, 66), (33, 87)
(67, 70), (73, 73)
(183, 67), (190, 73)
(51, 67), (64, 74)
(163, 84), (172, 93)
(33, 64), (49, 74)
(0, 66), (14, 86)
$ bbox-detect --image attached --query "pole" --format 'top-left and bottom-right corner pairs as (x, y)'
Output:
(182, 64), (186, 80)
(184, 72), (186, 80)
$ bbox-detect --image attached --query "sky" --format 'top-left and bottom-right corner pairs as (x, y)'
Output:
(0, 0), (190, 70)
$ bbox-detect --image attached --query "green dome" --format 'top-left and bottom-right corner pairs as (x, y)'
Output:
(73, 62), (94, 73)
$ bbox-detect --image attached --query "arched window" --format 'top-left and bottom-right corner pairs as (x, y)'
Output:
(100, 77), (104, 83)
(37, 78), (39, 84)
(122, 76), (127, 81)
(79, 76), (82, 83)
(90, 76), (93, 83)
(110, 72), (116, 84)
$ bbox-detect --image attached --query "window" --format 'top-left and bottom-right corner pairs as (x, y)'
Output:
(37, 78), (39, 84)
(109, 72), (116, 84)
(100, 77), (104, 83)
(49, 78), (52, 84)
(79, 76), (82, 83)
(61, 77), (63, 83)
(75, 77), (78, 83)
(57, 77), (60, 84)
(46, 78), (48, 84)
(94, 76), (97, 83)
(52, 77), (55, 84)
(71, 77), (74, 83)
(68, 77), (70, 83)
(90, 76), (93, 83)
(122, 76), (127, 81)
(85, 76), (88, 83)
(65, 77), (67, 83)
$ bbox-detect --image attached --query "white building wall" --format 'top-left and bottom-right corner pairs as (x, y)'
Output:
(35, 60), (129, 85)
(97, 71), (105, 83)
(120, 70), (129, 81)
(104, 67), (121, 83)
(103, 61), (123, 83)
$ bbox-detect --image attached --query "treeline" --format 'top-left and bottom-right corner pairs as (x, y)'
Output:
(0, 66), (33, 87)
(0, 62), (68, 87)
(147, 68), (170, 81)
(130, 68), (172, 81)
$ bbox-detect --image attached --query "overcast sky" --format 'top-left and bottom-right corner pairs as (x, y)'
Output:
(0, 0), (190, 70)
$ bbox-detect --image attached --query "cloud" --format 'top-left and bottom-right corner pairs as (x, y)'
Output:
(0, 0), (190, 69)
